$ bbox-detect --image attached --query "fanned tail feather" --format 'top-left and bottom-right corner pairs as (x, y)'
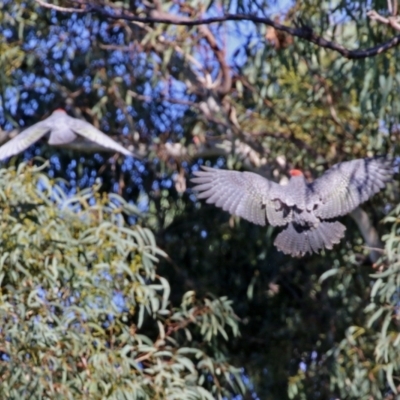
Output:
(274, 221), (346, 257)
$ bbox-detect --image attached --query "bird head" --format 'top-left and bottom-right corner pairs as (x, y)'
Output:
(289, 169), (303, 177)
(54, 108), (66, 113)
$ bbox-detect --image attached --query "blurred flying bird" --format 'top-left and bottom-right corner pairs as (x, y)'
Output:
(0, 109), (133, 160)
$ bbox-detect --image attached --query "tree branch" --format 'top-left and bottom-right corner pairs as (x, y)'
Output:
(350, 207), (383, 264)
(37, 0), (400, 59)
(367, 10), (400, 32)
(35, 0), (86, 13)
(150, 10), (232, 95)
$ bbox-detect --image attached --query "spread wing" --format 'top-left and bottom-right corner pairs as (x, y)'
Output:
(71, 118), (133, 157)
(310, 156), (393, 219)
(0, 122), (51, 161)
(191, 166), (287, 226)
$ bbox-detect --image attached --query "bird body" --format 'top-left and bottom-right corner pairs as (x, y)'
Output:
(192, 157), (393, 257)
(0, 109), (133, 160)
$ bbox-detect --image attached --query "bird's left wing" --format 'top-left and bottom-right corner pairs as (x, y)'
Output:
(0, 123), (51, 161)
(72, 120), (134, 157)
(191, 166), (284, 226)
(310, 156), (393, 219)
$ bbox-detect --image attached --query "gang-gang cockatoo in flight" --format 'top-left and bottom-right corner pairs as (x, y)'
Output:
(192, 157), (393, 257)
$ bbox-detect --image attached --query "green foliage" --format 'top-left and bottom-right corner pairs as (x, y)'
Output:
(0, 163), (242, 399)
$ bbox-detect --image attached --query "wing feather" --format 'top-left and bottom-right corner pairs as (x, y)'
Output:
(0, 122), (51, 161)
(191, 166), (285, 226)
(71, 118), (133, 156)
(311, 157), (393, 219)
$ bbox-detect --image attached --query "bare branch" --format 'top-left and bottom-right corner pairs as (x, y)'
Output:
(37, 0), (400, 59)
(367, 10), (391, 25)
(35, 0), (86, 13)
(350, 207), (383, 263)
(388, 0), (398, 16)
(367, 0), (400, 32)
(388, 16), (400, 31)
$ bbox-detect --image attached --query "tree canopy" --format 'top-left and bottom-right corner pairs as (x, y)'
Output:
(1, 0), (400, 398)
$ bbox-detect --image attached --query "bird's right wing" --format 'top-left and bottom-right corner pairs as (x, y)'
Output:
(191, 166), (285, 226)
(72, 120), (133, 157)
(310, 157), (393, 219)
(0, 122), (51, 161)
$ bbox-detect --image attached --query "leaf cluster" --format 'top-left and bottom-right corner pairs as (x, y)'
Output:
(0, 163), (243, 399)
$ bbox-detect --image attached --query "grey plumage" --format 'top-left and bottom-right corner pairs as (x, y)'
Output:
(0, 109), (133, 160)
(191, 157), (393, 257)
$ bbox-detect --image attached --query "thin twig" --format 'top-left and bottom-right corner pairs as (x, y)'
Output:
(35, 0), (87, 13)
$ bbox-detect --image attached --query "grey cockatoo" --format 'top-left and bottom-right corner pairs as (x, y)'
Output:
(0, 109), (133, 160)
(191, 157), (393, 257)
